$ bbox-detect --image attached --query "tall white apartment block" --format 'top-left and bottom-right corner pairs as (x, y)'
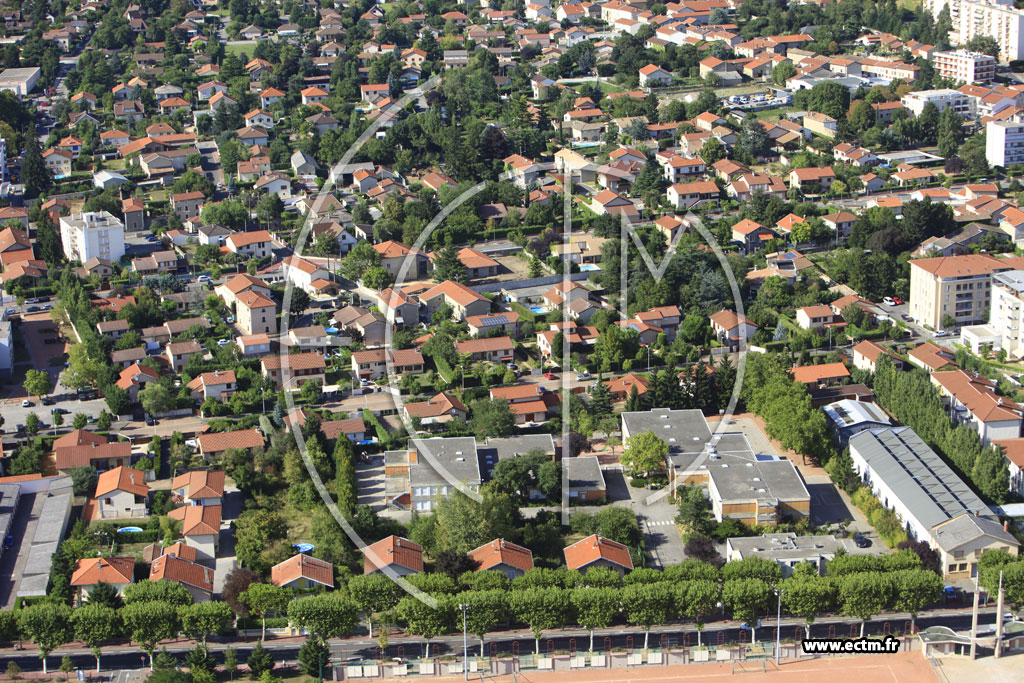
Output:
(59, 211), (126, 264)
(924, 0), (1024, 61)
(989, 271), (1024, 357)
(986, 119), (1024, 168)
(933, 49), (996, 83)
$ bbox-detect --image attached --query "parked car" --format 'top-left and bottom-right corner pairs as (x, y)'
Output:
(543, 372), (558, 380)
(21, 399), (31, 407)
(25, 306), (40, 312)
(853, 534), (871, 548)
(41, 397), (53, 405)
(933, 330), (951, 338)
(2, 535), (12, 550)
(216, 339), (230, 347)
(145, 414), (157, 426)
(197, 275), (211, 282)
(882, 297), (895, 306)
(892, 296), (903, 305)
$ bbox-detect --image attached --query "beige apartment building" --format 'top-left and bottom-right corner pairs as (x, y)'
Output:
(909, 254), (1024, 330)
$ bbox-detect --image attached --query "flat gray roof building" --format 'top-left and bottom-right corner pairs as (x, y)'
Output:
(0, 67), (40, 97)
(849, 427), (993, 542)
(726, 532), (863, 576)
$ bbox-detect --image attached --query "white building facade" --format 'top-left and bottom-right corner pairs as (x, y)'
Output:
(59, 211), (126, 264)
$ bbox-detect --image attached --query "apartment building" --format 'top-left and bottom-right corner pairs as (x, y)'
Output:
(909, 254), (1024, 330)
(955, 0), (1024, 61)
(934, 49), (996, 83)
(901, 89), (973, 117)
(59, 211), (126, 263)
(986, 120), (1024, 168)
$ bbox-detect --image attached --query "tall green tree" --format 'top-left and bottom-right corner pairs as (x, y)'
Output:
(621, 582), (673, 649)
(432, 242), (468, 283)
(570, 587), (620, 652)
(780, 574), (835, 637)
(286, 594), (358, 642)
(621, 431), (667, 479)
(71, 604), (121, 672)
(179, 601), (234, 646)
(457, 590), (507, 656)
(839, 573), (894, 637)
(22, 134), (51, 200)
(19, 602), (73, 674)
(892, 569), (942, 630)
(348, 574), (401, 638)
(722, 579), (772, 642)
(508, 587), (570, 654)
(682, 580), (720, 646)
(120, 601), (179, 667)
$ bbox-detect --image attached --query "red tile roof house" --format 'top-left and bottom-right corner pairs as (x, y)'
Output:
(932, 368), (1023, 445)
(197, 428), (265, 460)
(794, 304), (846, 331)
(403, 392), (468, 425)
(54, 439), (132, 473)
(564, 534), (634, 575)
(150, 553), (214, 602)
(709, 309), (758, 349)
(171, 470), (225, 506)
(468, 538), (535, 579)
(260, 352), (327, 390)
(94, 466), (149, 519)
(186, 370), (237, 403)
(788, 166), (836, 191)
(489, 384), (559, 425)
(731, 218), (776, 254)
(168, 504), (222, 561)
(363, 535), (423, 576)
(70, 557), (134, 605)
(852, 340), (904, 373)
(907, 342), (957, 373)
(454, 335), (515, 362)
(604, 373), (651, 401)
(271, 553), (334, 589)
(789, 362), (851, 387)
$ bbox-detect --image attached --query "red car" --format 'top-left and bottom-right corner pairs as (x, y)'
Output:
(543, 372), (557, 380)
(892, 296), (903, 305)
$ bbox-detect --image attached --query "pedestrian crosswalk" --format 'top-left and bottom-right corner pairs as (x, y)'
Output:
(644, 519), (675, 528)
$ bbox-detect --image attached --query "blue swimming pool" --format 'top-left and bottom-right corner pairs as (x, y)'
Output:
(529, 307), (546, 314)
(117, 526), (144, 533)
(579, 264), (600, 271)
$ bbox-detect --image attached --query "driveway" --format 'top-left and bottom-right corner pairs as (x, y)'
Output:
(355, 453), (385, 513)
(611, 470), (686, 568)
(213, 486), (242, 595)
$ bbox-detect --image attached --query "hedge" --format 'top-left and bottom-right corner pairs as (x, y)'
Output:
(115, 529), (161, 543)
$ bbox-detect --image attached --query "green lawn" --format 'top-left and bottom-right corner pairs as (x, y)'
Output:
(570, 81), (626, 94)
(224, 43), (255, 58)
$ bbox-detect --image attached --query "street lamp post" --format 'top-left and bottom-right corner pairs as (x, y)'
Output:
(775, 589), (784, 666)
(459, 603), (469, 681)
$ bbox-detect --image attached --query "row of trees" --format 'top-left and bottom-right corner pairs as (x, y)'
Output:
(2, 551), (945, 669)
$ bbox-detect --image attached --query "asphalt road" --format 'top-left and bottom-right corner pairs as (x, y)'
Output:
(2, 608), (1000, 672)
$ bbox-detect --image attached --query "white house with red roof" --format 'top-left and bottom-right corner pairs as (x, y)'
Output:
(468, 539), (534, 579)
(564, 534), (634, 575)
